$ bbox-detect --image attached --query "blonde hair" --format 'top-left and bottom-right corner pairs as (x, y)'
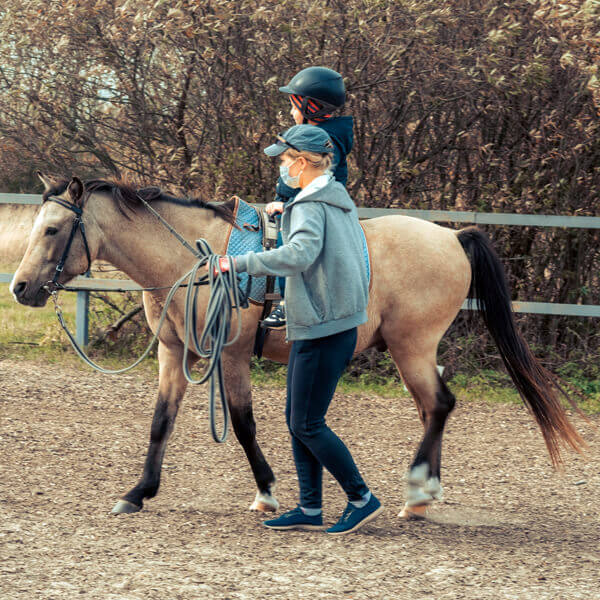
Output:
(283, 148), (333, 173)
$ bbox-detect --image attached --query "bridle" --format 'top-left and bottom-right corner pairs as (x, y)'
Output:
(43, 194), (202, 294)
(44, 196), (92, 292)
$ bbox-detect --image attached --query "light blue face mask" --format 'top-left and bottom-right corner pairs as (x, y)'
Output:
(279, 159), (302, 189)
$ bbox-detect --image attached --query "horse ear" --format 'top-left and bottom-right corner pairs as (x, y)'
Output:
(37, 170), (55, 192)
(68, 177), (84, 207)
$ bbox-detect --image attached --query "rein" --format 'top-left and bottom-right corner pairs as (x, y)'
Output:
(43, 194), (251, 443)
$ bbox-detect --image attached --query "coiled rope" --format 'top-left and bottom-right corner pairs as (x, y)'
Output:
(48, 238), (250, 443)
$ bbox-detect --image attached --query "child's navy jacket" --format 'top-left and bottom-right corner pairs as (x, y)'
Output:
(275, 116), (354, 202)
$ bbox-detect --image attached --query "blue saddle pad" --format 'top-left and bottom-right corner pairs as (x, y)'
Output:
(226, 198), (371, 304)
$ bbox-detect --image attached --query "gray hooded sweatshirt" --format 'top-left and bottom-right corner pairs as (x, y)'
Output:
(235, 175), (369, 341)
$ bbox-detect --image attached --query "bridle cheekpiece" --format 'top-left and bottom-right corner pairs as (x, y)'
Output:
(44, 196), (92, 293)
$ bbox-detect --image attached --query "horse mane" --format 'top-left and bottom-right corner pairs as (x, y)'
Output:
(42, 176), (238, 227)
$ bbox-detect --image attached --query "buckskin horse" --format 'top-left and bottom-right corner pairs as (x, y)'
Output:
(10, 172), (584, 518)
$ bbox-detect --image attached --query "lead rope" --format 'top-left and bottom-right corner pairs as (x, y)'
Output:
(47, 197), (251, 442)
(131, 196), (248, 441)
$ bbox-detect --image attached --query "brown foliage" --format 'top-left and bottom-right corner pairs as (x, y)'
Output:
(0, 0), (599, 370)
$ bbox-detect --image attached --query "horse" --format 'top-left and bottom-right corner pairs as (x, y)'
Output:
(10, 172), (584, 518)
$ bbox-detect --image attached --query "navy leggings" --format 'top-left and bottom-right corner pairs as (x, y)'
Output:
(286, 327), (369, 509)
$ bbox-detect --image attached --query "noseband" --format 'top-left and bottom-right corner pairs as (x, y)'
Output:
(45, 196), (92, 291)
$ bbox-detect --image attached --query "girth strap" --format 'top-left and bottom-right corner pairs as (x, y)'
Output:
(253, 211), (282, 358)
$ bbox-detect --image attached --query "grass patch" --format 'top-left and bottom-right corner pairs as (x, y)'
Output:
(0, 283), (78, 363)
(250, 359), (600, 413)
(449, 370), (522, 406)
(0, 284), (156, 372)
(448, 369), (600, 413)
(1, 283), (599, 413)
(250, 357), (411, 398)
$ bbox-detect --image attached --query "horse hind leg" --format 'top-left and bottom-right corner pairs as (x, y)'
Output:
(389, 347), (456, 519)
(403, 374), (455, 519)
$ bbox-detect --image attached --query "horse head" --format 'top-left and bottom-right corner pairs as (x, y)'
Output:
(10, 171), (96, 306)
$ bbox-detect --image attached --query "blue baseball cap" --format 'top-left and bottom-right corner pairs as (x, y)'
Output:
(264, 124), (334, 157)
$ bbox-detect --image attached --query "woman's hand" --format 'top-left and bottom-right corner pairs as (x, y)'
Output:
(204, 256), (233, 275)
(266, 201), (284, 216)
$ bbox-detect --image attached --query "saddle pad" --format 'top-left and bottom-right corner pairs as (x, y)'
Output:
(226, 199), (280, 303)
(226, 198), (371, 304)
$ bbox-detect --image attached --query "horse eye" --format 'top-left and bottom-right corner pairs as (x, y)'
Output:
(45, 227), (58, 236)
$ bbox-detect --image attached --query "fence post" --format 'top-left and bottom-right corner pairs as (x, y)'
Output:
(75, 273), (90, 347)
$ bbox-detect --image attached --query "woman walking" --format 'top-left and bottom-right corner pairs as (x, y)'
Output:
(227, 124), (383, 534)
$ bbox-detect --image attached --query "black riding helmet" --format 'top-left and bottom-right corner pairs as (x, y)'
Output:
(279, 66), (346, 122)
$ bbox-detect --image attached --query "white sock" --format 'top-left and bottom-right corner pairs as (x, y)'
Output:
(350, 491), (371, 509)
(300, 506), (322, 516)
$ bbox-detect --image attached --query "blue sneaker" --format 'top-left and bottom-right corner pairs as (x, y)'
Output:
(326, 495), (384, 535)
(263, 506), (324, 531)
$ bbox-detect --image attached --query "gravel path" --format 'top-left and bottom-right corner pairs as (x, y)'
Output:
(1, 358), (598, 599)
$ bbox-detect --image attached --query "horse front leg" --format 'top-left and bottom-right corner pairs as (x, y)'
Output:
(112, 341), (189, 514)
(222, 352), (279, 512)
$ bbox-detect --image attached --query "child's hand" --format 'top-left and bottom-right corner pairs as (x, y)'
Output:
(266, 201), (284, 216)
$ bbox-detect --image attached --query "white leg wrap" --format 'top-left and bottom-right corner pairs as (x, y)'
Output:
(404, 464), (442, 507)
(424, 476), (443, 501)
(405, 463), (429, 487)
(406, 486), (435, 507)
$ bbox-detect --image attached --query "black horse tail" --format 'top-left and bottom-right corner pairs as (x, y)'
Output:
(457, 226), (585, 467)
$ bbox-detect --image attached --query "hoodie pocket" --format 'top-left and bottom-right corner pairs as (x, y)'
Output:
(303, 271), (330, 322)
(285, 278), (323, 328)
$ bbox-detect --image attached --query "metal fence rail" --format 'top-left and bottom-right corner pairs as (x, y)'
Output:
(0, 193), (40, 205)
(2, 193), (600, 346)
(4, 194), (600, 228)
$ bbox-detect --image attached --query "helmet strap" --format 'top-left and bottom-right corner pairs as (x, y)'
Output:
(307, 99), (339, 119)
(299, 95), (339, 122)
(300, 96), (310, 123)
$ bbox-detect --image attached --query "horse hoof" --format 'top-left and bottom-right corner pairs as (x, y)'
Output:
(398, 503), (428, 520)
(249, 491), (279, 513)
(111, 500), (142, 515)
(249, 500), (277, 512)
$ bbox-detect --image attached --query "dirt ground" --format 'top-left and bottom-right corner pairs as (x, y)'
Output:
(0, 358), (598, 600)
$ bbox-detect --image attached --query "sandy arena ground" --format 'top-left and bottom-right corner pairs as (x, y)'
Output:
(0, 358), (598, 600)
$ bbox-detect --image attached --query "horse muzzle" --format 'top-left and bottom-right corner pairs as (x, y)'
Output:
(11, 279), (50, 307)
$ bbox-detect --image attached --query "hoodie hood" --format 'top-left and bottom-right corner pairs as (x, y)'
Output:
(288, 176), (354, 212)
(318, 116), (354, 156)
